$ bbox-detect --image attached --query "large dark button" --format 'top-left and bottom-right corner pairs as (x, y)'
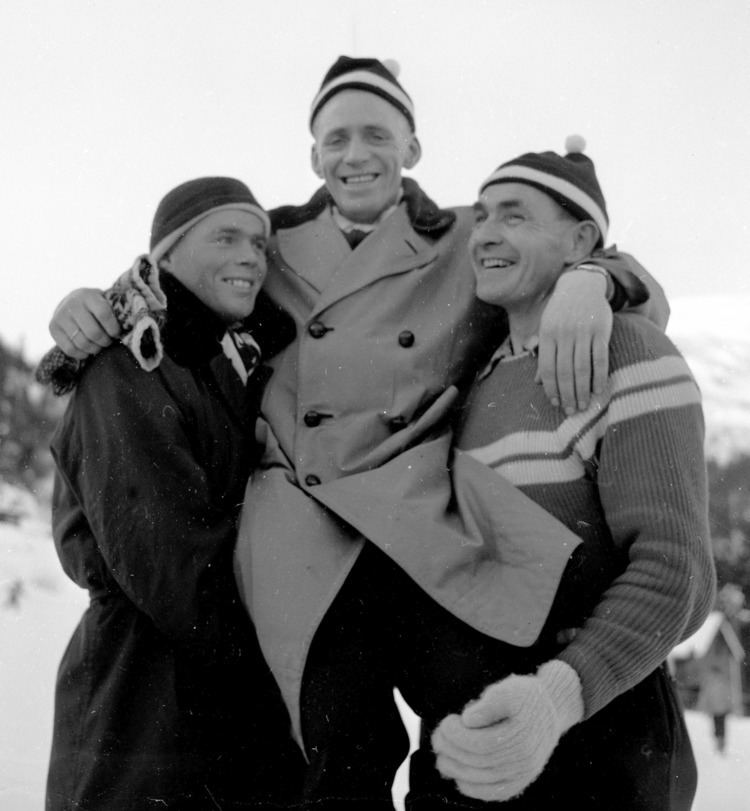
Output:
(308, 321), (330, 339)
(304, 474), (321, 486)
(304, 410), (322, 427)
(398, 330), (415, 348)
(389, 415), (408, 431)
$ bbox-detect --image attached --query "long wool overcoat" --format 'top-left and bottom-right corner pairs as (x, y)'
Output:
(47, 277), (303, 810)
(233, 179), (660, 745)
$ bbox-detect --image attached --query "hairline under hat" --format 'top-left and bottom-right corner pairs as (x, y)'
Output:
(309, 61), (416, 132)
(479, 163), (608, 244)
(150, 202), (271, 265)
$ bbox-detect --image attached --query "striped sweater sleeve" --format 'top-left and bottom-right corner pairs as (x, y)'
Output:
(557, 315), (716, 718)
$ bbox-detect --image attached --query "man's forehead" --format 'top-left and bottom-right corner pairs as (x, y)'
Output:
(478, 183), (551, 210)
(193, 208), (267, 234)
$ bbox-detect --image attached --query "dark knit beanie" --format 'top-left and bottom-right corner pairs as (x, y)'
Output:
(149, 176), (270, 263)
(309, 55), (415, 132)
(479, 135), (608, 245)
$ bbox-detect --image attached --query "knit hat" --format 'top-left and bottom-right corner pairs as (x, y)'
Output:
(309, 55), (415, 132)
(149, 176), (271, 264)
(479, 135), (608, 245)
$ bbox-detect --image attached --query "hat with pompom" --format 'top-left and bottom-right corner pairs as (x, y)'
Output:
(149, 176), (270, 264)
(479, 135), (608, 245)
(309, 55), (415, 131)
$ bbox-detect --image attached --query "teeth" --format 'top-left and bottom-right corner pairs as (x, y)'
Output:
(225, 279), (253, 288)
(343, 174), (377, 184)
(482, 258), (513, 268)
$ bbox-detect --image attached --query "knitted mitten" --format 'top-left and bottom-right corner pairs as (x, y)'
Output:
(36, 256), (166, 395)
(431, 660), (584, 802)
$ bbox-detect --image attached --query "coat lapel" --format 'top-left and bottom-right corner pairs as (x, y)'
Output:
(274, 205), (438, 317)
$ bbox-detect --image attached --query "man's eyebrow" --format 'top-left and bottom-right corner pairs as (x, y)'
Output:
(363, 124), (391, 134)
(496, 199), (525, 211)
(472, 201), (486, 213)
(210, 226), (241, 235)
(323, 126), (348, 139)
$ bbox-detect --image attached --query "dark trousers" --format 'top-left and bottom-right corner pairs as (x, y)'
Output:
(301, 543), (697, 811)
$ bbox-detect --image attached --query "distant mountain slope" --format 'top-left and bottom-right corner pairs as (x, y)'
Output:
(667, 295), (750, 465)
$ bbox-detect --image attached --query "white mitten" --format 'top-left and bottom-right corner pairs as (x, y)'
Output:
(431, 660), (584, 802)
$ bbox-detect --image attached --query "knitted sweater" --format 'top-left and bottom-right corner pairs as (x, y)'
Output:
(455, 313), (716, 718)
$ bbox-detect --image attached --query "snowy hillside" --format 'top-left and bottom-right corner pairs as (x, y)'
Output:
(667, 295), (750, 465)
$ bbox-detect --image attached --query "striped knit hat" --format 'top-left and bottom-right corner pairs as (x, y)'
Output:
(309, 56), (415, 132)
(480, 135), (608, 245)
(149, 176), (270, 264)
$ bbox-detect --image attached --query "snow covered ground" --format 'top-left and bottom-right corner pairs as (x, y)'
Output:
(1, 497), (748, 810)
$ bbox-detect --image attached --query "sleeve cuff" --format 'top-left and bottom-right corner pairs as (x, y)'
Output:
(537, 660), (585, 733)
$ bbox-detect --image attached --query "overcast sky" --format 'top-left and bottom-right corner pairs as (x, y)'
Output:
(3, 0), (749, 360)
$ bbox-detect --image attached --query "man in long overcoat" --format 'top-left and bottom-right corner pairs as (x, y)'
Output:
(231, 57), (672, 808)
(46, 178), (304, 810)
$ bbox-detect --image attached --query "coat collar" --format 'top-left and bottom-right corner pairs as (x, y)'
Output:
(159, 272), (227, 368)
(159, 272), (273, 427)
(272, 201), (441, 316)
(269, 177), (456, 239)
(160, 272), (296, 366)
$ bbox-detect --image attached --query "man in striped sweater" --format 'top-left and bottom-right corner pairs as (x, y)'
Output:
(416, 140), (716, 810)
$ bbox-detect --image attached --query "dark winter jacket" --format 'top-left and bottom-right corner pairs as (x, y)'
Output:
(46, 273), (303, 810)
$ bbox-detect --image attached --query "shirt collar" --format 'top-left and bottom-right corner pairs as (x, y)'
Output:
(478, 334), (539, 380)
(331, 187), (404, 234)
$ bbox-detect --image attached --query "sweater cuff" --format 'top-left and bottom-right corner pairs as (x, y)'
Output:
(537, 659), (585, 733)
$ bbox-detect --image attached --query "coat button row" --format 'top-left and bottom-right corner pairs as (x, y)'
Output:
(304, 474), (321, 486)
(308, 321), (332, 339)
(398, 330), (415, 347)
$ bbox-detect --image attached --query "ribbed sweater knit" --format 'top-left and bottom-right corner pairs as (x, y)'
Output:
(455, 313), (715, 719)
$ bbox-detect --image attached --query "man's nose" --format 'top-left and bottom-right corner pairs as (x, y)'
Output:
(475, 220), (504, 246)
(343, 135), (368, 164)
(237, 242), (266, 273)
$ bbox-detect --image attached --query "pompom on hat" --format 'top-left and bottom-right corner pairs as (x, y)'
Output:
(309, 55), (415, 132)
(479, 136), (608, 246)
(149, 176), (270, 264)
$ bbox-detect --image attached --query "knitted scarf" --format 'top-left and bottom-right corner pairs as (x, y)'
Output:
(36, 256), (167, 395)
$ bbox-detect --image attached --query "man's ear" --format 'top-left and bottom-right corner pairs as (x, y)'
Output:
(403, 135), (422, 170)
(565, 220), (600, 265)
(310, 143), (324, 179)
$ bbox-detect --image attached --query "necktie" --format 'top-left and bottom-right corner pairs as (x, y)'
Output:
(344, 228), (369, 249)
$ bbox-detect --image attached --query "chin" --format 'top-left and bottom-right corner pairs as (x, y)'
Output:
(223, 300), (258, 324)
(475, 284), (506, 308)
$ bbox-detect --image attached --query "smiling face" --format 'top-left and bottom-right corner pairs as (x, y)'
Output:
(469, 182), (584, 321)
(160, 209), (267, 324)
(310, 90), (421, 224)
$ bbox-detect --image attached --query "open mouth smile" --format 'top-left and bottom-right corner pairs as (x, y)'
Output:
(223, 278), (256, 290)
(341, 173), (379, 185)
(481, 258), (515, 269)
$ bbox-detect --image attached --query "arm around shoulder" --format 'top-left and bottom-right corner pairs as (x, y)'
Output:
(590, 246), (670, 330)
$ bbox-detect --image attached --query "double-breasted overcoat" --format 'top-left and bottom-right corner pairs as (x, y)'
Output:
(233, 180), (661, 744)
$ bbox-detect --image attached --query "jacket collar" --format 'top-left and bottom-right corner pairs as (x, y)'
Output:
(269, 177), (456, 239)
(159, 272), (227, 368)
(160, 272), (296, 366)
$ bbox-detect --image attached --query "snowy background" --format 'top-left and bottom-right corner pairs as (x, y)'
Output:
(2, 295), (750, 809)
(1, 495), (748, 810)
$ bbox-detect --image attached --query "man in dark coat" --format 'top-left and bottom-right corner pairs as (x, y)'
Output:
(45, 177), (304, 811)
